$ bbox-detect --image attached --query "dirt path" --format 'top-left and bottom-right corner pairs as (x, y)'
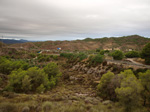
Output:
(106, 59), (150, 69)
(126, 58), (143, 65)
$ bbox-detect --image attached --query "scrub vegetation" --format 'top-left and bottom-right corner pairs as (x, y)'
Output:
(0, 39), (150, 112)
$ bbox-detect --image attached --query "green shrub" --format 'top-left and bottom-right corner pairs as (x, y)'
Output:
(0, 57), (29, 75)
(115, 70), (144, 112)
(97, 69), (145, 111)
(141, 43), (150, 65)
(97, 71), (115, 100)
(125, 51), (139, 58)
(52, 55), (58, 60)
(88, 54), (104, 66)
(60, 53), (74, 59)
(29, 53), (36, 58)
(6, 67), (51, 93)
(37, 54), (50, 62)
(111, 50), (124, 60)
(36, 84), (46, 93)
(99, 50), (105, 55)
(139, 70), (150, 106)
(60, 52), (87, 62)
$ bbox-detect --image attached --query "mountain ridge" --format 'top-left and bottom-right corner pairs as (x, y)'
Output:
(3, 35), (150, 51)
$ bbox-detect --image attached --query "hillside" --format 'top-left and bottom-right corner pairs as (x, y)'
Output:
(9, 35), (150, 51)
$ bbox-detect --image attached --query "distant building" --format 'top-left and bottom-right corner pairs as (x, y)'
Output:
(114, 48), (120, 50)
(57, 48), (61, 50)
(126, 49), (133, 51)
(104, 48), (112, 51)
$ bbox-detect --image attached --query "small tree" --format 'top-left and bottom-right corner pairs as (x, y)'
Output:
(97, 71), (115, 100)
(141, 43), (150, 65)
(115, 70), (143, 112)
(112, 50), (124, 60)
(139, 70), (150, 106)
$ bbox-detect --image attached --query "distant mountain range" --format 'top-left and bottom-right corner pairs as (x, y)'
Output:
(1, 35), (150, 51)
(0, 39), (29, 44)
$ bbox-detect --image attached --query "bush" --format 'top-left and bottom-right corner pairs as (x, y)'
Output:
(97, 70), (145, 111)
(37, 54), (50, 62)
(141, 43), (150, 65)
(115, 70), (143, 112)
(43, 62), (62, 80)
(139, 70), (150, 106)
(6, 67), (51, 93)
(97, 71), (115, 100)
(29, 53), (36, 58)
(60, 52), (87, 62)
(125, 51), (139, 58)
(0, 57), (29, 75)
(111, 50), (124, 60)
(88, 54), (104, 66)
(60, 53), (74, 59)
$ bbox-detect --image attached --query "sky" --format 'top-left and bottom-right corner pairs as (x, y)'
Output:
(0, 0), (150, 40)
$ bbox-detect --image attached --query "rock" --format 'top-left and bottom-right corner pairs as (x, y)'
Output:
(69, 76), (78, 81)
(22, 106), (30, 112)
(87, 68), (93, 74)
(102, 100), (112, 105)
(70, 76), (75, 80)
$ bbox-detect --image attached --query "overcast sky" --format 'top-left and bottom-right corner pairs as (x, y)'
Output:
(0, 0), (150, 40)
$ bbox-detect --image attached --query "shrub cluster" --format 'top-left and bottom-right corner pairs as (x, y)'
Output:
(37, 54), (50, 62)
(5, 62), (61, 93)
(125, 51), (139, 58)
(88, 54), (104, 66)
(60, 52), (87, 62)
(111, 50), (124, 60)
(0, 57), (29, 75)
(97, 69), (150, 112)
(141, 43), (150, 65)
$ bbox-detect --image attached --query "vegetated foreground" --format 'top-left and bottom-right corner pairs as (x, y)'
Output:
(0, 41), (150, 112)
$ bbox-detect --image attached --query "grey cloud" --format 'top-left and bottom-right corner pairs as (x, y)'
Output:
(0, 0), (150, 40)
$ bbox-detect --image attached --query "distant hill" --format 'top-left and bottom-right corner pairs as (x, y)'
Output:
(0, 42), (6, 48)
(8, 35), (150, 51)
(0, 39), (29, 44)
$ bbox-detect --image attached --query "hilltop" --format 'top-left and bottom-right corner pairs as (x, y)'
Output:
(7, 35), (150, 51)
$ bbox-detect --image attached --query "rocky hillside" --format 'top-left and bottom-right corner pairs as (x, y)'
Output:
(9, 35), (150, 51)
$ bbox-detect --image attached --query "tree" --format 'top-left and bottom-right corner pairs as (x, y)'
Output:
(139, 70), (150, 106)
(97, 71), (115, 100)
(115, 70), (143, 112)
(141, 43), (150, 65)
(112, 50), (124, 60)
